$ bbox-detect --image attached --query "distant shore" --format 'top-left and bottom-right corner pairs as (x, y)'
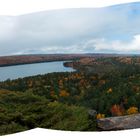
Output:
(0, 53), (134, 67)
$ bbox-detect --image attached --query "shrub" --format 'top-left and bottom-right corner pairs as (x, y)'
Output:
(96, 113), (105, 119)
(126, 107), (138, 115)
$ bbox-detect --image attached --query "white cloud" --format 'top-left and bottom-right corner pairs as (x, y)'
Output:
(88, 34), (140, 53)
(11, 35), (140, 54)
(0, 16), (17, 41)
(90, 34), (140, 53)
(0, 3), (140, 55)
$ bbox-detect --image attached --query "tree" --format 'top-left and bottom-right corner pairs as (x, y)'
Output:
(96, 113), (105, 119)
(59, 90), (70, 97)
(126, 107), (138, 115)
(110, 104), (124, 116)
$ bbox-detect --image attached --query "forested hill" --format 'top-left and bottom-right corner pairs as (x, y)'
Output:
(0, 53), (120, 67)
(0, 56), (140, 134)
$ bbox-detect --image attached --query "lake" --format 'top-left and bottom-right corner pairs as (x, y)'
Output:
(0, 61), (75, 81)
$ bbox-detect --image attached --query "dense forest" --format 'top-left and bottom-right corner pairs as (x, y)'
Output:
(0, 56), (140, 134)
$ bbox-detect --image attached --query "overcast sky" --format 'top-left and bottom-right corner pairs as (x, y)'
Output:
(0, 1), (140, 55)
(0, 0), (139, 16)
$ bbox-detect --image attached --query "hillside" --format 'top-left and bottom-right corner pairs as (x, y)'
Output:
(0, 53), (119, 67)
(0, 56), (140, 134)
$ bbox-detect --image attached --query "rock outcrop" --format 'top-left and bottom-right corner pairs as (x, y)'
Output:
(88, 109), (97, 118)
(97, 114), (140, 131)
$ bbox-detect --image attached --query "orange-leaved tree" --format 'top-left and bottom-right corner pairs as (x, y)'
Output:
(107, 88), (112, 93)
(59, 90), (70, 97)
(110, 104), (124, 116)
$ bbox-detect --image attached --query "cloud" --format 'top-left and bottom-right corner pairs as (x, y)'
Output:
(0, 16), (17, 41)
(0, 2), (140, 56)
(83, 34), (140, 53)
(10, 34), (140, 55)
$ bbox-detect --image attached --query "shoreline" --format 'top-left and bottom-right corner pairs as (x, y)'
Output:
(0, 53), (135, 68)
(0, 59), (74, 68)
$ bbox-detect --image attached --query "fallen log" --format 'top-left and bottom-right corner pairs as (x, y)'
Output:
(97, 114), (140, 131)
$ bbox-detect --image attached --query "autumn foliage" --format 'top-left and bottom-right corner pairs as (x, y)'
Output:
(107, 88), (112, 93)
(127, 107), (138, 115)
(110, 104), (124, 116)
(59, 90), (70, 97)
(96, 113), (105, 119)
(1, 56), (140, 134)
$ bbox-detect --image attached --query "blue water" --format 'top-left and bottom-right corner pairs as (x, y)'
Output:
(0, 61), (74, 81)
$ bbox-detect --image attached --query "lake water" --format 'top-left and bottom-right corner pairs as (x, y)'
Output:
(0, 61), (75, 81)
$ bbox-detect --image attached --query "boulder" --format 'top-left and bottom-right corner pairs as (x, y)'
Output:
(88, 109), (97, 118)
(97, 114), (140, 131)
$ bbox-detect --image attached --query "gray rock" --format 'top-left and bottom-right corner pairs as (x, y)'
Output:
(97, 114), (140, 130)
(88, 109), (97, 117)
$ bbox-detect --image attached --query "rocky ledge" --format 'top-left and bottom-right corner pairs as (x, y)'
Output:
(97, 114), (140, 131)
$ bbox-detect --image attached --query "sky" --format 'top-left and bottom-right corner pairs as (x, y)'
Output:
(0, 0), (139, 16)
(0, 1), (140, 55)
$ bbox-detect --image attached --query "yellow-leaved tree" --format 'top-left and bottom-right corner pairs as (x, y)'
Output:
(127, 107), (138, 115)
(59, 90), (70, 97)
(96, 113), (105, 119)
